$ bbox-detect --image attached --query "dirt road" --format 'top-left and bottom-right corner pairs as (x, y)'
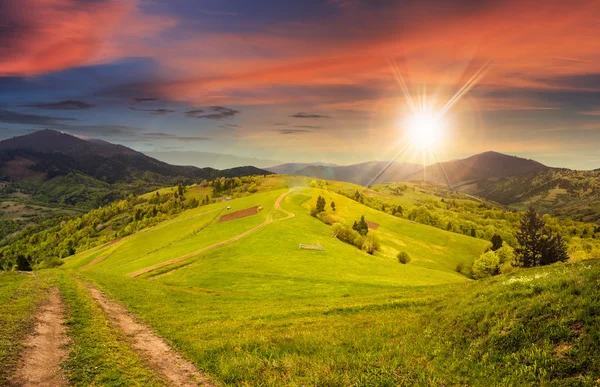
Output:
(87, 285), (214, 387)
(9, 288), (69, 387)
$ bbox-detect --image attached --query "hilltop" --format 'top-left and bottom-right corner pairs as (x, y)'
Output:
(407, 151), (549, 188)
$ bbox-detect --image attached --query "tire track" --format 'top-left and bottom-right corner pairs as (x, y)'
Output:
(127, 189), (295, 278)
(9, 288), (69, 387)
(86, 284), (214, 387)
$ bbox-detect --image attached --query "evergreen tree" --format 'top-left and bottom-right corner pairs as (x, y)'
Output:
(353, 215), (369, 236)
(515, 208), (546, 267)
(515, 207), (568, 267)
(316, 196), (326, 213)
(490, 234), (503, 251)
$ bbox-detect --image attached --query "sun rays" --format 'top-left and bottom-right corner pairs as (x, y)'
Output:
(367, 59), (492, 187)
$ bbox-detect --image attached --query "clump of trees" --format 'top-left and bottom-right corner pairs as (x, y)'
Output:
(471, 208), (568, 280)
(352, 215), (369, 236)
(211, 176), (263, 197)
(515, 208), (568, 267)
(331, 222), (380, 255)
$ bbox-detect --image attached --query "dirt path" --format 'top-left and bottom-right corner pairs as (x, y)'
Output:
(9, 288), (69, 387)
(128, 189), (295, 278)
(87, 285), (214, 387)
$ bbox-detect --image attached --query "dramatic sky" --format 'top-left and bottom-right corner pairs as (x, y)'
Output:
(1, 0), (600, 169)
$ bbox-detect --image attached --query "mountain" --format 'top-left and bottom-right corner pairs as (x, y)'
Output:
(265, 162), (339, 175)
(147, 151), (282, 170)
(474, 168), (600, 223)
(293, 161), (422, 186)
(405, 151), (549, 189)
(270, 152), (545, 188)
(0, 129), (270, 208)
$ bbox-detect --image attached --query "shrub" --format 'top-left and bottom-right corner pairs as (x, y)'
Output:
(455, 262), (464, 273)
(362, 232), (381, 254)
(332, 223), (360, 245)
(318, 213), (336, 225)
(351, 234), (363, 248)
(496, 244), (515, 265)
(472, 251), (500, 279)
(397, 251), (411, 264)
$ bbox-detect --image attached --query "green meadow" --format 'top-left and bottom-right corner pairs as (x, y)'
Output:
(3, 179), (599, 385)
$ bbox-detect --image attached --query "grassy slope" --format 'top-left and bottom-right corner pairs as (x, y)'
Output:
(65, 185), (497, 385)
(64, 189), (287, 275)
(0, 272), (50, 383)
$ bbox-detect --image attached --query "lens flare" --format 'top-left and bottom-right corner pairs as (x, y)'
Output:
(408, 111), (444, 150)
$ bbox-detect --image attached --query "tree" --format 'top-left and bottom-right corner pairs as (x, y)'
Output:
(470, 227), (477, 238)
(490, 233), (503, 251)
(540, 233), (568, 265)
(472, 251), (500, 279)
(177, 183), (186, 197)
(316, 196), (326, 213)
(353, 215), (369, 236)
(394, 205), (403, 217)
(16, 254), (32, 271)
(330, 201), (336, 212)
(515, 207), (568, 267)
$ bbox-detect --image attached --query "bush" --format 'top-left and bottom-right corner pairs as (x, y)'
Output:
(362, 232), (380, 254)
(353, 234), (366, 248)
(472, 251), (500, 279)
(332, 223), (360, 245)
(455, 262), (464, 273)
(317, 212), (336, 225)
(397, 251), (411, 264)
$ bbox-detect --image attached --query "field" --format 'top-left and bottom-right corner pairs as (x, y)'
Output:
(2, 178), (599, 385)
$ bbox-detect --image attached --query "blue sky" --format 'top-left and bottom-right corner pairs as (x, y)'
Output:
(1, 0), (600, 168)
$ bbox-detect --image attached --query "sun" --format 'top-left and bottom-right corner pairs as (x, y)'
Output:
(407, 111), (444, 150)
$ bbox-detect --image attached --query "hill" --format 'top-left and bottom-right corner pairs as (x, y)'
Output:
(2, 175), (598, 385)
(406, 151), (549, 188)
(270, 152), (547, 188)
(0, 130), (270, 239)
(472, 168), (600, 223)
(0, 129), (268, 184)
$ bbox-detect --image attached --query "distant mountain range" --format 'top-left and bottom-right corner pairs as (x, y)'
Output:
(147, 151), (283, 170)
(0, 129), (270, 208)
(3, 130), (599, 223)
(268, 152), (600, 223)
(267, 151), (547, 187)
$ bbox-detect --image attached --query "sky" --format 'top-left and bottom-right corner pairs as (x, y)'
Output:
(1, 0), (600, 169)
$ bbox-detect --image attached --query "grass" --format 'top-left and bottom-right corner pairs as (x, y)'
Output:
(55, 270), (165, 386)
(79, 259), (600, 386)
(65, 189), (287, 276)
(0, 271), (50, 384)
(4, 177), (599, 385)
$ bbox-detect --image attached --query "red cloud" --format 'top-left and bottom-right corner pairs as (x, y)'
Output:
(0, 0), (175, 76)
